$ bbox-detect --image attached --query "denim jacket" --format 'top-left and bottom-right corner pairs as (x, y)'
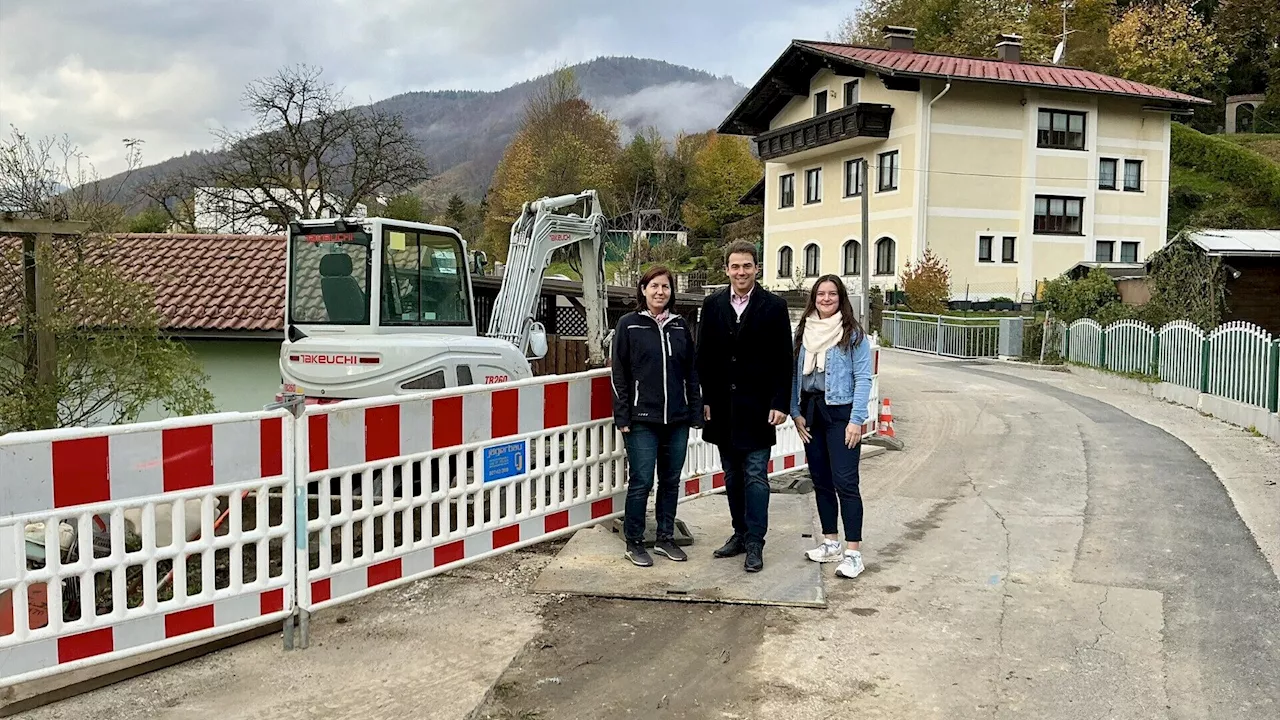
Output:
(790, 335), (874, 425)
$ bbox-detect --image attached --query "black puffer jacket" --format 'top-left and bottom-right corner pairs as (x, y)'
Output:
(610, 310), (703, 428)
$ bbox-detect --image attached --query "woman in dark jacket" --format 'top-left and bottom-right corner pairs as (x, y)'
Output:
(610, 265), (702, 567)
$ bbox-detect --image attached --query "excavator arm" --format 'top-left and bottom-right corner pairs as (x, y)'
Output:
(485, 190), (609, 367)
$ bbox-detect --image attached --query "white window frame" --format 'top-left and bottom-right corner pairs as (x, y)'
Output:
(803, 242), (821, 277)
(1000, 235), (1017, 264)
(977, 234), (994, 264)
(876, 149), (901, 194)
(842, 157), (864, 199)
(778, 173), (795, 209)
(874, 236), (897, 276)
(776, 245), (794, 277)
(804, 166), (822, 205)
(842, 239), (860, 275)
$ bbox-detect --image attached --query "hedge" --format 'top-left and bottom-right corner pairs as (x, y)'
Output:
(1170, 123), (1280, 209)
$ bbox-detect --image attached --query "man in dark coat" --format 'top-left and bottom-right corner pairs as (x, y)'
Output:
(695, 240), (794, 572)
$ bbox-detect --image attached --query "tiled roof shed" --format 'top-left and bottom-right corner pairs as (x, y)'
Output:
(1, 233), (287, 337)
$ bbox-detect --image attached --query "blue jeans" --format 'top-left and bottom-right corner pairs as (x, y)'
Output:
(623, 422), (690, 543)
(718, 446), (771, 547)
(802, 399), (863, 542)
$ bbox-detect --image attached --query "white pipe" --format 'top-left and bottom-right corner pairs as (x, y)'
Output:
(919, 78), (952, 254)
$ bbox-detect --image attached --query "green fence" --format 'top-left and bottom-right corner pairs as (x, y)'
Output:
(1061, 317), (1280, 413)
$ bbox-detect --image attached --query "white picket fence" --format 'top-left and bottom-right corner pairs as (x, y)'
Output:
(1060, 317), (1280, 414)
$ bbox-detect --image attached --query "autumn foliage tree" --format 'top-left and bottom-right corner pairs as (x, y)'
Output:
(830, 0), (1115, 68)
(901, 247), (952, 314)
(1108, 1), (1229, 97)
(482, 68), (619, 260)
(681, 132), (763, 238)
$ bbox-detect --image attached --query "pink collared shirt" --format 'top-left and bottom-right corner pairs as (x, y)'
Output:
(730, 285), (752, 318)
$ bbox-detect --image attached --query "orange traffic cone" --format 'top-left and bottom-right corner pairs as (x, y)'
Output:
(877, 398), (896, 438)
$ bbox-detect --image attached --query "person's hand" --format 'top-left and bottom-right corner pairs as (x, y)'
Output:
(845, 423), (862, 448)
(794, 415), (811, 443)
(704, 405), (711, 422)
(768, 410), (787, 425)
(620, 426), (630, 433)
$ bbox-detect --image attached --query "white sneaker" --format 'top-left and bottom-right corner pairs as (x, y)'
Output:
(805, 539), (844, 563)
(835, 550), (865, 578)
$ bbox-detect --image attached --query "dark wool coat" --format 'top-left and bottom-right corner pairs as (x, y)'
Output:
(694, 285), (794, 450)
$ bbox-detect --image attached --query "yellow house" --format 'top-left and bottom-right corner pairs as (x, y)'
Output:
(719, 27), (1210, 302)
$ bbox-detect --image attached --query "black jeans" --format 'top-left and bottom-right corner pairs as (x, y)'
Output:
(802, 393), (864, 542)
(718, 446), (771, 547)
(623, 422), (690, 543)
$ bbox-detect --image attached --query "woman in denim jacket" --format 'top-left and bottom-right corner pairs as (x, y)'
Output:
(790, 274), (874, 579)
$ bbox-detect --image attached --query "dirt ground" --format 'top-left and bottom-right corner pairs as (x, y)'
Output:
(467, 597), (786, 720)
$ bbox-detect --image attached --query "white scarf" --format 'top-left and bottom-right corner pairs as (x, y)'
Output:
(801, 312), (843, 375)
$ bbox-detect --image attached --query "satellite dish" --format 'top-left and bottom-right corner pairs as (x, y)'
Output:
(1052, 42), (1065, 64)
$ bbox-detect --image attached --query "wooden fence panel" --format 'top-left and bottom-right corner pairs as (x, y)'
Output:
(531, 335), (593, 376)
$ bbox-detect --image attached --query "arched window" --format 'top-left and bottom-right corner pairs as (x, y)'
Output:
(777, 246), (793, 278)
(804, 244), (820, 277)
(842, 240), (860, 275)
(875, 237), (896, 275)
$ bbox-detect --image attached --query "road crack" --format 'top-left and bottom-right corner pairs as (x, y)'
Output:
(1090, 587), (1114, 651)
(966, 469), (1011, 719)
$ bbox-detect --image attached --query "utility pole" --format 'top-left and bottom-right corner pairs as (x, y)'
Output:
(1, 217), (89, 429)
(860, 159), (871, 324)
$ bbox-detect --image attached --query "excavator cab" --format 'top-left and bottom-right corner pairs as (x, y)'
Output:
(285, 218), (475, 337)
(278, 192), (605, 403)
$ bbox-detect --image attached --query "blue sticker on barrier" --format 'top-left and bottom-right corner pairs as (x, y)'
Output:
(483, 440), (528, 483)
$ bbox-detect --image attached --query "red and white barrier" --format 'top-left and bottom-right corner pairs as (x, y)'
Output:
(303, 373), (613, 472)
(297, 370), (624, 611)
(1, 335), (882, 685)
(1, 411), (294, 688)
(1, 414), (286, 516)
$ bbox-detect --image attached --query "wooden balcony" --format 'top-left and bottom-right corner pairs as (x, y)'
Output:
(754, 103), (893, 161)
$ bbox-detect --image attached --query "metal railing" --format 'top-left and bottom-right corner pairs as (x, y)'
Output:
(882, 311), (1028, 359)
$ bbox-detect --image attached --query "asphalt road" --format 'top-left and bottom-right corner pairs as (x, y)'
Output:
(15, 349), (1280, 719)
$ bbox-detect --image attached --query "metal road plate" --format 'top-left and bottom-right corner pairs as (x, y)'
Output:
(531, 493), (827, 608)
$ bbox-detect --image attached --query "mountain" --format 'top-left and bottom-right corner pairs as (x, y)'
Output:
(101, 56), (748, 211)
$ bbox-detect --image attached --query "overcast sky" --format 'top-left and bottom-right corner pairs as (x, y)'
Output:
(0, 0), (854, 177)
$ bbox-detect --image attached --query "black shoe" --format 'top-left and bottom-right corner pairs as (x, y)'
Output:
(713, 535), (746, 558)
(626, 542), (653, 567)
(653, 539), (687, 562)
(744, 543), (763, 573)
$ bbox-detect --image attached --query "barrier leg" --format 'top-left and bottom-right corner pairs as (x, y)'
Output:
(298, 608), (311, 649)
(283, 612), (296, 651)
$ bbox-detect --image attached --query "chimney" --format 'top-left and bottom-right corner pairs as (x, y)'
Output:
(996, 33), (1022, 62)
(882, 26), (916, 52)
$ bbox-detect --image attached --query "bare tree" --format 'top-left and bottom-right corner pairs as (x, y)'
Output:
(0, 126), (143, 232)
(1, 128), (214, 432)
(142, 64), (431, 233)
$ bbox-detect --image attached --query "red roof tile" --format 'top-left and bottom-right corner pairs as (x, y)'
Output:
(1, 233), (286, 334)
(796, 41), (1210, 105)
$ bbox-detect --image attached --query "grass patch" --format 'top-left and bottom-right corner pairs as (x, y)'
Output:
(1168, 165), (1280, 233)
(1223, 134), (1280, 165)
